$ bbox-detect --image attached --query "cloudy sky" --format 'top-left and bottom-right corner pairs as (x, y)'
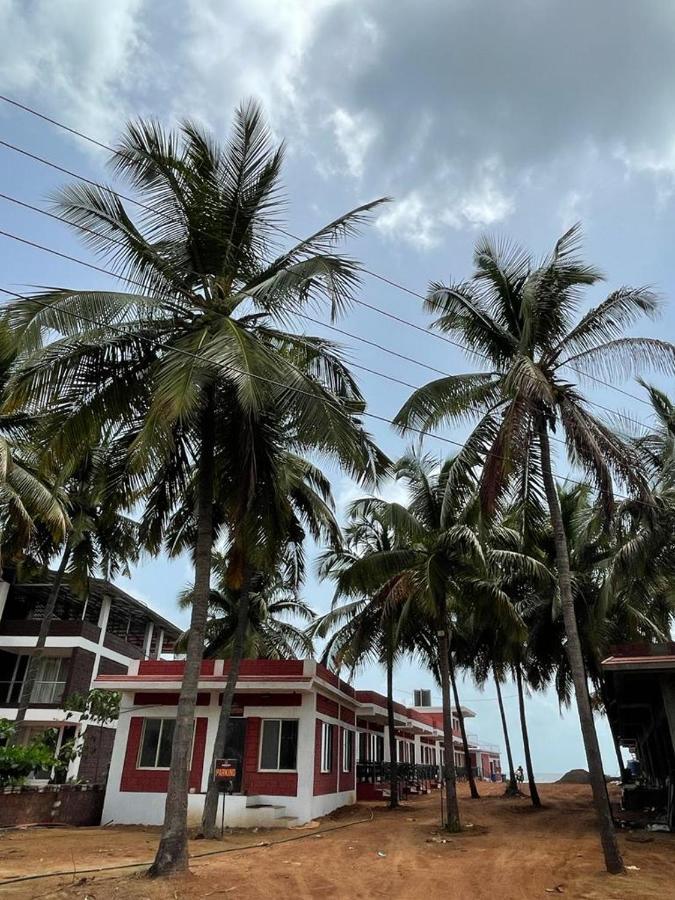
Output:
(3, 0), (675, 776)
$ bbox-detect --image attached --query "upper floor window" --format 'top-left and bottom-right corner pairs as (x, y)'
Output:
(259, 719), (298, 771)
(31, 657), (69, 704)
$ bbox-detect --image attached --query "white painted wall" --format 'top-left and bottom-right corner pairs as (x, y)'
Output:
(101, 689), (359, 827)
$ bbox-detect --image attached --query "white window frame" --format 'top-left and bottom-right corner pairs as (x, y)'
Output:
(136, 718), (195, 770)
(342, 727), (353, 773)
(320, 721), (334, 773)
(29, 656), (68, 704)
(258, 718), (299, 773)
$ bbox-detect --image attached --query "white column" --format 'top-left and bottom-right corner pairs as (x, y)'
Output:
(296, 692), (316, 822)
(97, 597), (112, 639)
(142, 622), (154, 658)
(155, 629), (164, 659)
(382, 724), (391, 762)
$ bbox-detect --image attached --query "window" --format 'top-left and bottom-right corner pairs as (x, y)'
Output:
(138, 719), (177, 768)
(259, 719), (298, 771)
(358, 731), (368, 762)
(342, 728), (353, 773)
(29, 657), (68, 704)
(321, 722), (334, 773)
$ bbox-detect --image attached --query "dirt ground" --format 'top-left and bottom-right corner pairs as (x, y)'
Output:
(1, 782), (673, 899)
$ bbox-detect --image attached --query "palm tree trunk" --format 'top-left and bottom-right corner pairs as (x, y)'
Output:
(201, 570), (252, 837)
(149, 397), (215, 878)
(385, 640), (399, 809)
(438, 626), (460, 831)
(538, 423), (624, 875)
(449, 652), (479, 799)
(14, 544), (72, 738)
(494, 666), (518, 795)
(515, 664), (541, 808)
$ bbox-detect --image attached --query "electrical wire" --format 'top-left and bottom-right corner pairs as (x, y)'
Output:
(0, 280), (660, 512)
(0, 93), (660, 416)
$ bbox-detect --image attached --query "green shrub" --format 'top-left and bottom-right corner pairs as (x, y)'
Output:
(0, 719), (58, 787)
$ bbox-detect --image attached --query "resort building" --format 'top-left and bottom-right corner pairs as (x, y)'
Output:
(0, 572), (181, 782)
(602, 642), (675, 830)
(95, 658), (501, 828)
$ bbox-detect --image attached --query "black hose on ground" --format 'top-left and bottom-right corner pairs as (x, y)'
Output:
(0, 808), (376, 887)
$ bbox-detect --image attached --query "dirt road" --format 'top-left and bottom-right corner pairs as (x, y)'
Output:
(1, 783), (673, 899)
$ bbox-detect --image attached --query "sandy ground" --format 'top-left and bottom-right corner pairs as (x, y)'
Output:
(0, 782), (673, 899)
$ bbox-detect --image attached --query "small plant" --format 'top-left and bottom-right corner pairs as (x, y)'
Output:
(0, 719), (58, 787)
(65, 689), (120, 783)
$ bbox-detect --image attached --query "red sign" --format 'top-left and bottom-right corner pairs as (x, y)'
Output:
(214, 758), (237, 781)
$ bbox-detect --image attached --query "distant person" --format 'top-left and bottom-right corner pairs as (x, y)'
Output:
(516, 766), (524, 783)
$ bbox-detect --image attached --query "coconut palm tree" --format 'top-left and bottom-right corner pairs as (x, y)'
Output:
(1, 103), (387, 875)
(0, 324), (67, 568)
(315, 501), (412, 810)
(396, 226), (675, 872)
(13, 437), (139, 737)
(178, 552), (316, 661)
(323, 453), (524, 831)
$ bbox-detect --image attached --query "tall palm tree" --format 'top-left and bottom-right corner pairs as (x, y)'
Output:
(0, 325), (67, 568)
(325, 453), (523, 831)
(13, 438), (139, 737)
(315, 501), (411, 810)
(1, 103), (387, 875)
(188, 560), (316, 662)
(395, 225), (675, 873)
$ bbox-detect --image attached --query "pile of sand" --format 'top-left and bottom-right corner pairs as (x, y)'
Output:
(556, 769), (591, 784)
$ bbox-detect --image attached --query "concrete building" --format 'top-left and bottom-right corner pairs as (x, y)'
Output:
(95, 658), (501, 828)
(602, 642), (675, 830)
(0, 573), (180, 782)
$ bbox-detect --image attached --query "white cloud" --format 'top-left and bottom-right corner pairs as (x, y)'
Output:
(376, 159), (513, 249)
(328, 107), (377, 178)
(0, 0), (146, 142)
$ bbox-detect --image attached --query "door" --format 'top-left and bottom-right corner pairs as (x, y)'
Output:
(222, 717), (247, 792)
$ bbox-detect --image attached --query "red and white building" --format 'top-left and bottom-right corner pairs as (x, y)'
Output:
(96, 658), (501, 828)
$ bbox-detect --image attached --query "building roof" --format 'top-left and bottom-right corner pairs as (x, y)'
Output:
(7, 570), (181, 640)
(601, 642), (675, 673)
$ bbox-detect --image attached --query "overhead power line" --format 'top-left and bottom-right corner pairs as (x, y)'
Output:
(0, 191), (657, 438)
(0, 276), (659, 511)
(0, 93), (660, 416)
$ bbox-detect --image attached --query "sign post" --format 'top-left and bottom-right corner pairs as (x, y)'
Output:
(214, 758), (238, 837)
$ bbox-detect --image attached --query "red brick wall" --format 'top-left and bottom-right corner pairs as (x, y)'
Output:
(0, 786), (104, 827)
(77, 725), (116, 783)
(338, 727), (355, 792)
(97, 657), (127, 676)
(120, 716), (207, 792)
(234, 660), (304, 676)
(316, 693), (339, 718)
(313, 720), (339, 796)
(242, 716), (298, 796)
(137, 659), (216, 676)
(64, 647), (96, 700)
(339, 705), (355, 725)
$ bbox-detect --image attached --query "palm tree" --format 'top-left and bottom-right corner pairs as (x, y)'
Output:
(0, 324), (67, 569)
(396, 225), (675, 872)
(1, 104), (387, 875)
(13, 437), (139, 737)
(185, 557), (316, 662)
(326, 453), (509, 831)
(315, 501), (411, 810)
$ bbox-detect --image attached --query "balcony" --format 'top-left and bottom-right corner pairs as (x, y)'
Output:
(0, 619), (101, 643)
